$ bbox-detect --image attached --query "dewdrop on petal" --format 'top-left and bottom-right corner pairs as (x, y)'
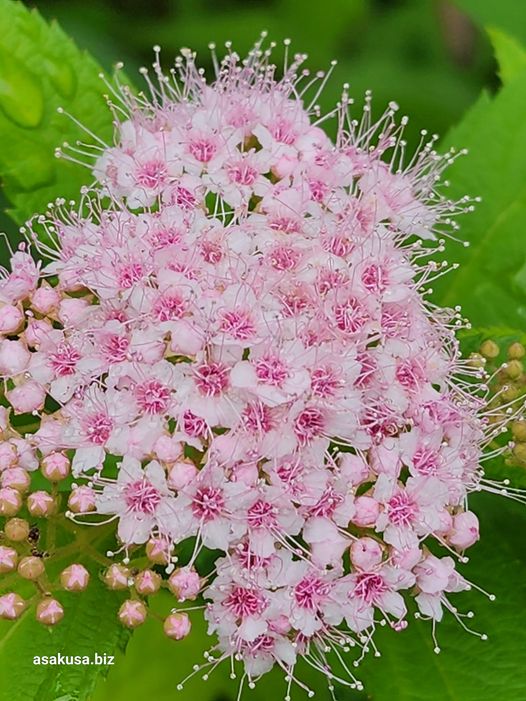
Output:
(61, 564), (90, 592)
(118, 599), (147, 628)
(0, 593), (26, 620)
(36, 598), (64, 625)
(164, 612), (191, 640)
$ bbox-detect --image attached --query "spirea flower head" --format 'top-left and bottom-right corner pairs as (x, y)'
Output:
(1, 36), (524, 696)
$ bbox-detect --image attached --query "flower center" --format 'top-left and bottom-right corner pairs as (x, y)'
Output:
(49, 343), (81, 376)
(192, 486), (225, 521)
(194, 362), (230, 396)
(124, 478), (161, 514)
(135, 380), (170, 415)
(224, 586), (268, 618)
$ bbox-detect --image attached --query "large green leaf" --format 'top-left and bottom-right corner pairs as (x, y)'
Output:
(432, 48), (526, 326)
(454, 0), (526, 46)
(488, 27), (526, 85)
(0, 0), (113, 226)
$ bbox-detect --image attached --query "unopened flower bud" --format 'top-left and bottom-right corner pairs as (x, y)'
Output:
(512, 442), (526, 464)
(1, 467), (30, 492)
(508, 342), (525, 360)
(0, 545), (18, 573)
(501, 384), (520, 402)
(449, 511), (479, 550)
(4, 517), (29, 541)
(118, 599), (147, 628)
(0, 487), (22, 516)
(41, 452), (70, 482)
(0, 304), (24, 334)
(480, 339), (499, 359)
(467, 352), (486, 369)
(145, 538), (170, 565)
(31, 285), (60, 315)
(18, 555), (45, 580)
(350, 537), (383, 570)
(7, 381), (46, 414)
(154, 435), (182, 463)
(167, 460), (198, 490)
(351, 495), (379, 527)
(504, 359), (523, 380)
(104, 564), (130, 590)
(60, 564), (90, 592)
(36, 598), (64, 625)
(163, 612), (191, 640)
(0, 339), (30, 376)
(0, 442), (18, 470)
(68, 485), (96, 513)
(134, 569), (162, 595)
(338, 453), (369, 485)
(0, 592), (26, 619)
(24, 318), (52, 347)
(511, 420), (526, 442)
(27, 490), (56, 517)
(168, 567), (201, 601)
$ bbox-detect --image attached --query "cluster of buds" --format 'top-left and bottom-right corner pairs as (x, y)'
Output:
(0, 37), (524, 695)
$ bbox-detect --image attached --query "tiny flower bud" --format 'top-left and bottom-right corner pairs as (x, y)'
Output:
(508, 342), (525, 360)
(68, 485), (96, 513)
(27, 490), (56, 517)
(0, 592), (26, 619)
(1, 467), (31, 492)
(41, 452), (70, 482)
(0, 442), (18, 470)
(145, 538), (170, 565)
(168, 567), (201, 601)
(504, 359), (523, 380)
(0, 487), (22, 516)
(134, 569), (162, 595)
(118, 599), (147, 628)
(350, 537), (383, 570)
(7, 381), (46, 414)
(163, 612), (191, 640)
(4, 517), (30, 541)
(338, 453), (369, 485)
(0, 304), (24, 334)
(467, 352), (486, 368)
(511, 420), (526, 442)
(0, 339), (31, 376)
(480, 339), (499, 359)
(30, 285), (60, 315)
(512, 442), (526, 464)
(351, 495), (379, 527)
(167, 460), (198, 491)
(501, 384), (520, 402)
(60, 564), (90, 592)
(18, 555), (45, 580)
(449, 511), (479, 550)
(24, 318), (52, 347)
(104, 563), (130, 590)
(154, 435), (182, 463)
(0, 545), (18, 573)
(36, 598), (64, 625)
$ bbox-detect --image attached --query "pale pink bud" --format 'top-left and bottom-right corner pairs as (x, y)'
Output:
(4, 517), (29, 541)
(27, 490), (56, 517)
(168, 567), (201, 601)
(24, 318), (52, 347)
(18, 555), (45, 580)
(68, 485), (96, 513)
(7, 381), (46, 414)
(104, 564), (130, 590)
(350, 537), (384, 570)
(0, 487), (22, 516)
(391, 546), (422, 570)
(36, 598), (64, 625)
(269, 614), (292, 635)
(0, 442), (18, 470)
(0, 592), (26, 619)
(118, 599), (147, 628)
(351, 495), (379, 527)
(339, 453), (369, 485)
(0, 304), (24, 334)
(167, 460), (198, 491)
(163, 612), (191, 640)
(145, 537), (171, 565)
(0, 339), (30, 376)
(41, 452), (70, 481)
(61, 564), (90, 592)
(154, 435), (182, 463)
(58, 297), (90, 326)
(31, 285), (60, 315)
(449, 511), (480, 550)
(11, 438), (37, 471)
(435, 509), (453, 535)
(0, 546), (18, 573)
(169, 319), (203, 355)
(1, 467), (30, 492)
(134, 569), (162, 595)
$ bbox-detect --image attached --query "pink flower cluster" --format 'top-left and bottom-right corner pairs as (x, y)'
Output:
(0, 39), (511, 692)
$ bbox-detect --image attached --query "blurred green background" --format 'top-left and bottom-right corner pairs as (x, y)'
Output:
(3, 1), (525, 700)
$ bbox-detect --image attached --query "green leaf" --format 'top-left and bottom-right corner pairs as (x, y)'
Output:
(0, 0), (113, 226)
(454, 0), (526, 46)
(432, 68), (526, 326)
(487, 27), (526, 85)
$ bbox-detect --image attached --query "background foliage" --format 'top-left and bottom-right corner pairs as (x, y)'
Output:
(0, 1), (525, 700)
